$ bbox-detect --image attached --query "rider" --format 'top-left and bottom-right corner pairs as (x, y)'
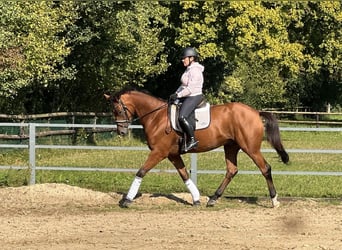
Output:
(170, 47), (204, 152)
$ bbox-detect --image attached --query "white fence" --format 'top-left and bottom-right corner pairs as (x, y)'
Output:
(0, 123), (342, 185)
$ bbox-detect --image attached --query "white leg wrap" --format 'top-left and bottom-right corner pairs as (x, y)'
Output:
(272, 194), (280, 208)
(185, 179), (200, 202)
(126, 176), (142, 201)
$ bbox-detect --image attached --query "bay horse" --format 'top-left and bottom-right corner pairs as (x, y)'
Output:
(104, 88), (289, 208)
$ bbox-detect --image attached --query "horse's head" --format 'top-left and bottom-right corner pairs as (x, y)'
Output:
(104, 92), (134, 136)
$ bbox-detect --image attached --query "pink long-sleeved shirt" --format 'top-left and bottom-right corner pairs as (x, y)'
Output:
(176, 62), (204, 98)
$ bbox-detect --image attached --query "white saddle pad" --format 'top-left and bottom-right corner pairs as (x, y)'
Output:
(170, 103), (211, 132)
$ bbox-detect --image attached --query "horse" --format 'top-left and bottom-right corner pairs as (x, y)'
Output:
(104, 88), (289, 208)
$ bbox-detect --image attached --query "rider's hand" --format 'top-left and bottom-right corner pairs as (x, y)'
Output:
(169, 93), (178, 102)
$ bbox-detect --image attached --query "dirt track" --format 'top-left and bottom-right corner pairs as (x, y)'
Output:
(0, 183), (341, 250)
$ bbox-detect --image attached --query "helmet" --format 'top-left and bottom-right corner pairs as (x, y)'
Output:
(182, 47), (198, 59)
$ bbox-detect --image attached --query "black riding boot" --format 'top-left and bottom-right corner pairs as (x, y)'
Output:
(179, 116), (198, 152)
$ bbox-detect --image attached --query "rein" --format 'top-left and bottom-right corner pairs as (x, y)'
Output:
(132, 103), (168, 122)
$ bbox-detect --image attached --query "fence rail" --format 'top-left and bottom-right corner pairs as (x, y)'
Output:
(1, 110), (342, 128)
(0, 122), (342, 185)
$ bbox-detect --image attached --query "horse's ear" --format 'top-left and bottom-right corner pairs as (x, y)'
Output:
(104, 93), (111, 101)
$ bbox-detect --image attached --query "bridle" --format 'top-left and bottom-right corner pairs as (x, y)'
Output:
(113, 97), (134, 125)
(112, 96), (168, 125)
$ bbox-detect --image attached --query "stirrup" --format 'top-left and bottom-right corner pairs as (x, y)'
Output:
(184, 140), (198, 152)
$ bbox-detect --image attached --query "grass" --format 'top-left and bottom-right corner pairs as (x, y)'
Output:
(0, 129), (341, 199)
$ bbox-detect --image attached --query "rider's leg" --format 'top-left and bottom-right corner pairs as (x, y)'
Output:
(178, 95), (202, 152)
(179, 116), (198, 152)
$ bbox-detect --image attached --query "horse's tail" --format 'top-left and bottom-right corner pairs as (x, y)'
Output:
(259, 111), (289, 164)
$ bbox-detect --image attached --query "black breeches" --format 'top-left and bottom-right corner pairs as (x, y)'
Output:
(179, 95), (203, 118)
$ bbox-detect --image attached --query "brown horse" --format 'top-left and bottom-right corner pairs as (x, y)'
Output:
(104, 88), (289, 208)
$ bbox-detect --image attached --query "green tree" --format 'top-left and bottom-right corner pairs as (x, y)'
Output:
(1, 1), (340, 114)
(285, 1), (341, 110)
(226, 2), (307, 108)
(173, 1), (341, 110)
(63, 1), (170, 111)
(0, 1), (76, 113)
(173, 1), (304, 108)
(174, 1), (235, 104)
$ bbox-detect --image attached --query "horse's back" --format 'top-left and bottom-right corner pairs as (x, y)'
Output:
(211, 102), (261, 124)
(209, 102), (264, 142)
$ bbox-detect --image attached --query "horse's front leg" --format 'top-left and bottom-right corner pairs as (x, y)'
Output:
(168, 155), (201, 206)
(119, 150), (165, 208)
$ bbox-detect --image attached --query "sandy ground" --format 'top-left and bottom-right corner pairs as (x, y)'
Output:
(0, 183), (341, 250)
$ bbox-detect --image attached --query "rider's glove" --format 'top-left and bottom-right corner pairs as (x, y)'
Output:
(169, 93), (178, 102)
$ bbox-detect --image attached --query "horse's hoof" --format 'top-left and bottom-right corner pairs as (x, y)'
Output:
(119, 198), (132, 208)
(193, 200), (201, 207)
(271, 194), (280, 208)
(272, 200), (280, 208)
(206, 199), (216, 207)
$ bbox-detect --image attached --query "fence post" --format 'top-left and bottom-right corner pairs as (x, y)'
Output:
(316, 113), (319, 128)
(190, 153), (197, 185)
(29, 123), (36, 185)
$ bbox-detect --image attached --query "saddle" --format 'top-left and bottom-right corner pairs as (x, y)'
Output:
(169, 99), (211, 132)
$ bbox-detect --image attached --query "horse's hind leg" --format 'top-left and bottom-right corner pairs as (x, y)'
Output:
(249, 151), (280, 208)
(207, 144), (239, 207)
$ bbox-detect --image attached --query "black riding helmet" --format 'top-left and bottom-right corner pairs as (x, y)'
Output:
(182, 47), (198, 59)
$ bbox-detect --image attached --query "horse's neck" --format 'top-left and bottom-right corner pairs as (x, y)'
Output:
(131, 92), (165, 120)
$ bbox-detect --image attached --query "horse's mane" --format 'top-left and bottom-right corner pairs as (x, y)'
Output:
(112, 85), (165, 102)
(112, 86), (138, 99)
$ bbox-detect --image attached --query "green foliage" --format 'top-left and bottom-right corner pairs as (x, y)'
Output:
(225, 2), (304, 107)
(0, 1), (340, 113)
(283, 1), (342, 109)
(59, 1), (170, 112)
(0, 2), (77, 98)
(113, 1), (169, 86)
(174, 1), (341, 109)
